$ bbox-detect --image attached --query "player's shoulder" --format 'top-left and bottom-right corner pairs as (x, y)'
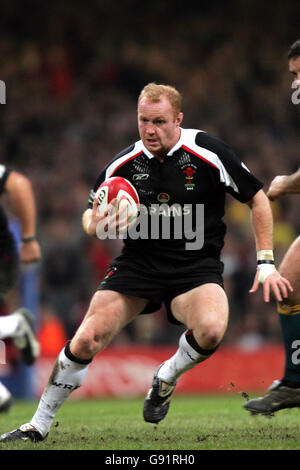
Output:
(112, 141), (143, 163)
(181, 128), (237, 170)
(113, 143), (136, 161)
(104, 141), (144, 180)
(182, 128), (233, 155)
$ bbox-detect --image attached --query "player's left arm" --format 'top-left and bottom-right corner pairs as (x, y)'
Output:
(5, 171), (41, 263)
(247, 189), (293, 302)
(202, 134), (293, 302)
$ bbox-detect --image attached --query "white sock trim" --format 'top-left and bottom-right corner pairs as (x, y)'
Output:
(157, 331), (212, 384)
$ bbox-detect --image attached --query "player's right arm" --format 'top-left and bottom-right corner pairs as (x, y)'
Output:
(82, 196), (130, 238)
(84, 147), (137, 238)
(82, 198), (111, 237)
(267, 167), (300, 200)
(83, 172), (108, 237)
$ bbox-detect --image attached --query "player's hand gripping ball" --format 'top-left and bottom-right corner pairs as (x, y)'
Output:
(95, 177), (140, 229)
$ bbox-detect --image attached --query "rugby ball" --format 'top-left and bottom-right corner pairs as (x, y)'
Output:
(95, 176), (139, 225)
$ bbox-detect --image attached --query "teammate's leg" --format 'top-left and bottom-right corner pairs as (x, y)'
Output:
(143, 283), (229, 423)
(244, 237), (300, 414)
(0, 290), (148, 442)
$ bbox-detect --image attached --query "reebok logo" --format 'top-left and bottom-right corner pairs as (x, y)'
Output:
(133, 174), (149, 180)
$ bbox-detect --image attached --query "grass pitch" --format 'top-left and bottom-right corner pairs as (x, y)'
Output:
(0, 394), (299, 451)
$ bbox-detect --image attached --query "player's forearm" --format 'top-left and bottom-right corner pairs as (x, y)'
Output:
(248, 190), (274, 251)
(6, 171), (37, 238)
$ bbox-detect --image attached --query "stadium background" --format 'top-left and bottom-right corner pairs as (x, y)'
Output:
(0, 0), (299, 397)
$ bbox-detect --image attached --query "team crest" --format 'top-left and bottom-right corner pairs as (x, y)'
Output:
(182, 165), (197, 191)
(178, 152), (197, 191)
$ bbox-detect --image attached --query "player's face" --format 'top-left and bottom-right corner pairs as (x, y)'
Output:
(289, 56), (300, 87)
(138, 97), (183, 158)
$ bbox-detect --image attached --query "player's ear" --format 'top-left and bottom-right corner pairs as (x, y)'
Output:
(176, 112), (184, 127)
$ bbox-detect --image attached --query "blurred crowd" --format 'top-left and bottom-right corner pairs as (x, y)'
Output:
(0, 0), (299, 352)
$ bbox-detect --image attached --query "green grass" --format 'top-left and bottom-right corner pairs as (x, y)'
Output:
(0, 394), (300, 450)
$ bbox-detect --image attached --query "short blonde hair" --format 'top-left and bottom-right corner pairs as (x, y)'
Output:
(138, 83), (182, 116)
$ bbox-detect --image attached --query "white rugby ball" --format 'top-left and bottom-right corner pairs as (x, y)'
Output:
(95, 176), (140, 225)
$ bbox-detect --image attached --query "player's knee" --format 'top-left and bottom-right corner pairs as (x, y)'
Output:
(195, 320), (225, 349)
(72, 329), (107, 358)
(72, 335), (96, 358)
(76, 318), (117, 355)
(199, 332), (220, 349)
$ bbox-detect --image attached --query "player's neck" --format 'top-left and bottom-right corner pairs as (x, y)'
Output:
(154, 154), (165, 163)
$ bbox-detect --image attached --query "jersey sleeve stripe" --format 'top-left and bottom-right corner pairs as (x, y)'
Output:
(105, 142), (144, 180)
(108, 150), (143, 177)
(181, 145), (218, 169)
(181, 143), (239, 193)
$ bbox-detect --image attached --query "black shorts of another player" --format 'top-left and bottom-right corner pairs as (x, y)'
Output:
(97, 254), (224, 325)
(0, 233), (19, 298)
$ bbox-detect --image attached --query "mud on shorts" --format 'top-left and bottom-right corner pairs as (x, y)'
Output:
(97, 254), (224, 325)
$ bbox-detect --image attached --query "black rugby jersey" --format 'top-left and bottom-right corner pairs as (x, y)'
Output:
(88, 128), (263, 268)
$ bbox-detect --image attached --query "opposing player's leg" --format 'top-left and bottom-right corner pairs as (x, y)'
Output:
(0, 236), (39, 415)
(0, 308), (39, 365)
(0, 381), (12, 413)
(0, 308), (39, 415)
(0, 290), (147, 443)
(244, 237), (300, 415)
(143, 283), (229, 423)
(0, 235), (39, 365)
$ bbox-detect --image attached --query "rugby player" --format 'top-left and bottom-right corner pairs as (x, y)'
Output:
(0, 83), (292, 442)
(0, 167), (40, 413)
(244, 39), (300, 415)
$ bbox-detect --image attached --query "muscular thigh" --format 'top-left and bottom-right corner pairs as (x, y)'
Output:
(170, 283), (229, 331)
(72, 290), (148, 356)
(83, 290), (147, 332)
(279, 236), (300, 304)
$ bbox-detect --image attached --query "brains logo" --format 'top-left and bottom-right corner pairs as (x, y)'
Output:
(157, 193), (170, 203)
